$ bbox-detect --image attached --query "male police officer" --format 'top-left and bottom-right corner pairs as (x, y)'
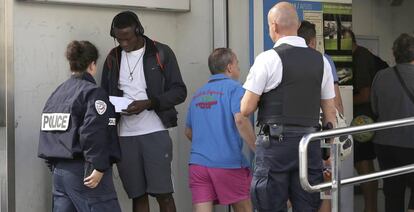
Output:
(240, 2), (336, 211)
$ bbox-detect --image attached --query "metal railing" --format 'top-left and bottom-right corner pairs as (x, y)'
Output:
(299, 117), (414, 212)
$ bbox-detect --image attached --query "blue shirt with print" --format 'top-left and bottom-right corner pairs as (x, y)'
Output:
(186, 74), (250, 168)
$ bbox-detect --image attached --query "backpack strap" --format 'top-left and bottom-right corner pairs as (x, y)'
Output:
(394, 66), (414, 104)
(153, 40), (165, 71)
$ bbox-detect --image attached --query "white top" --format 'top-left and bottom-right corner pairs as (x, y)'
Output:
(243, 36), (335, 99)
(118, 46), (166, 136)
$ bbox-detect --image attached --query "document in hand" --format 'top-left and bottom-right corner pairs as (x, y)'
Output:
(109, 96), (133, 113)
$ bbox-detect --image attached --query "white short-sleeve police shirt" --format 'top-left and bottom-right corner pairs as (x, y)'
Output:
(243, 36), (335, 100)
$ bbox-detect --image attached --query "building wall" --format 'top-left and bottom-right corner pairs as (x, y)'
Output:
(174, 1), (214, 211)
(229, 0), (250, 79)
(353, 0), (414, 65)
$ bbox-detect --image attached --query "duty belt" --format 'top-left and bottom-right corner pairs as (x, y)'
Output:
(257, 124), (318, 145)
(260, 124), (318, 135)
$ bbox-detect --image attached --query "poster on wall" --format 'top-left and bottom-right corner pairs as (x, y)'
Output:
(262, 0), (353, 85)
(323, 3), (353, 85)
(304, 11), (324, 53)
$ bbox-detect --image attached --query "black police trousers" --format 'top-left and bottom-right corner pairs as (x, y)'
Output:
(251, 130), (323, 212)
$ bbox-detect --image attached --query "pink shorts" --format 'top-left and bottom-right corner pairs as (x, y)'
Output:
(189, 164), (252, 205)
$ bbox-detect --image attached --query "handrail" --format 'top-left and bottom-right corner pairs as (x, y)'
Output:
(299, 116), (414, 192)
(301, 163), (414, 192)
(298, 117), (414, 212)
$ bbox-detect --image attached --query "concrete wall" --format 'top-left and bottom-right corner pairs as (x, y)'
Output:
(228, 0), (250, 80)
(174, 1), (214, 211)
(352, 0), (414, 65)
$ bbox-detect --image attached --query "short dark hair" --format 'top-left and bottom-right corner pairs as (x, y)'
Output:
(208, 48), (235, 75)
(342, 29), (356, 44)
(112, 11), (140, 31)
(393, 33), (414, 64)
(65, 40), (99, 72)
(298, 20), (316, 45)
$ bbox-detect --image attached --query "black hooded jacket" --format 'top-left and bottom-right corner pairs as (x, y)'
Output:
(101, 36), (187, 128)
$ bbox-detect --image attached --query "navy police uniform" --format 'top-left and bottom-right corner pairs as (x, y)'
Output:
(247, 42), (329, 212)
(38, 72), (122, 212)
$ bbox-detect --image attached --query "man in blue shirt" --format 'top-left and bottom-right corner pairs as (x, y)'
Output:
(185, 48), (255, 212)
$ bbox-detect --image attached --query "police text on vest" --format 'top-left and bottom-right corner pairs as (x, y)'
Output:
(41, 113), (70, 131)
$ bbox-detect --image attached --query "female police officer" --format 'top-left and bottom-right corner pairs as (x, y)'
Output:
(38, 40), (122, 212)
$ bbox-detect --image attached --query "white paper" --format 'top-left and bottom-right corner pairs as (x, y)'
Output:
(109, 96), (133, 113)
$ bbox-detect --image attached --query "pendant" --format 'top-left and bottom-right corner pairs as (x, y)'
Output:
(129, 75), (133, 81)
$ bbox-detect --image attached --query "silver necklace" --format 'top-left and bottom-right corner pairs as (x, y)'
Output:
(125, 50), (144, 81)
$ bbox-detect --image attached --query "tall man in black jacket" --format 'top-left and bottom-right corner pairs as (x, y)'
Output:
(101, 11), (187, 212)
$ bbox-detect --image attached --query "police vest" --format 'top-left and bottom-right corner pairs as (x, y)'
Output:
(257, 44), (323, 127)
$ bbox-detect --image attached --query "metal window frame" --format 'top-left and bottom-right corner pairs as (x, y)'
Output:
(213, 0), (228, 48)
(1, 0), (15, 211)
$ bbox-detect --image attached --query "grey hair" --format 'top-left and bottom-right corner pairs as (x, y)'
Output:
(393, 33), (414, 64)
(208, 48), (235, 75)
